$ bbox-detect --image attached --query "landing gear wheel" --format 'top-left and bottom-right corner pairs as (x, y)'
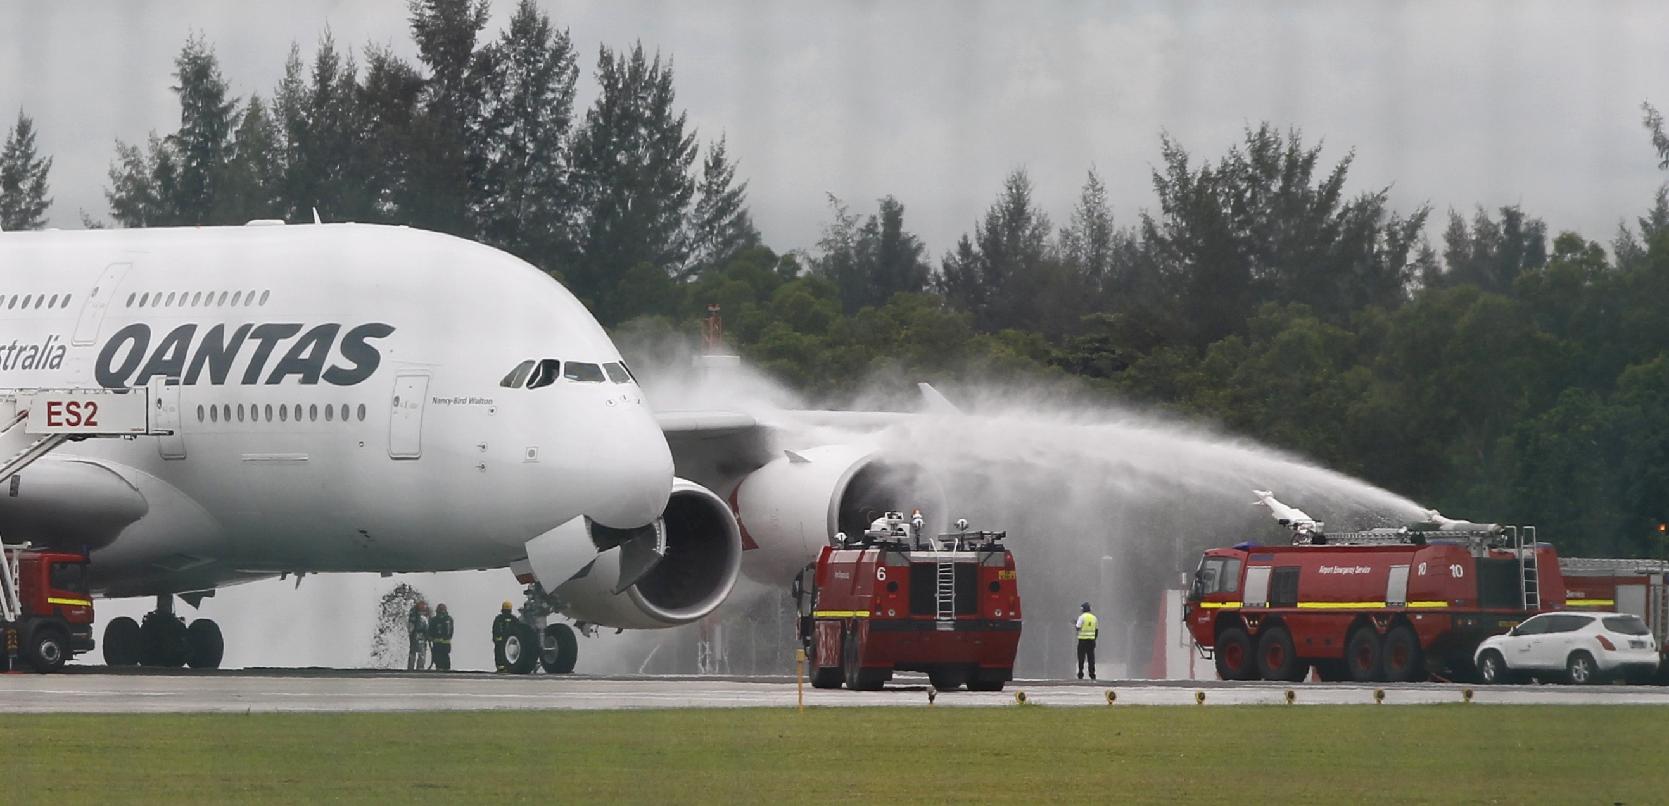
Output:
(139, 612), (189, 667)
(1256, 626), (1307, 682)
(186, 619), (224, 669)
(1381, 625), (1424, 682)
(24, 627), (67, 673)
(103, 616), (141, 666)
(503, 623), (539, 675)
(539, 623), (578, 674)
(1214, 626), (1258, 681)
(1477, 651), (1512, 685)
(1345, 626), (1383, 682)
(1566, 651), (1600, 685)
(928, 667), (968, 692)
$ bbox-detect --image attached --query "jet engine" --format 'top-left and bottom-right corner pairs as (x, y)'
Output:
(524, 479), (742, 630)
(730, 445), (947, 582)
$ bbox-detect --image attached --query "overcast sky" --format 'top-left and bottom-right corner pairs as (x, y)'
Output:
(6, 0), (1669, 257)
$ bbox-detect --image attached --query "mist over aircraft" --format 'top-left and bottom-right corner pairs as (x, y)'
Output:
(0, 222), (932, 670)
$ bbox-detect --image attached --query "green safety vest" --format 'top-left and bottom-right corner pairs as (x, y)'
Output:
(1077, 612), (1098, 639)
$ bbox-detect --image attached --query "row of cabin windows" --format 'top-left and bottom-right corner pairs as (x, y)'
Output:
(127, 289), (272, 309)
(498, 359), (633, 389)
(196, 402), (367, 425)
(1, 293), (74, 311)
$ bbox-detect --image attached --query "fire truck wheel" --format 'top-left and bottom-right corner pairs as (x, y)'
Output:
(1476, 650), (1513, 685)
(929, 667), (969, 691)
(1255, 626), (1306, 682)
(968, 672), (1007, 692)
(1565, 651), (1600, 685)
(24, 626), (68, 673)
(1345, 626), (1383, 682)
(540, 623), (578, 674)
(810, 664), (844, 689)
(842, 631), (883, 691)
(186, 619), (224, 669)
(1314, 660), (1350, 682)
(1380, 625), (1424, 683)
(103, 616), (142, 666)
(1214, 626), (1257, 681)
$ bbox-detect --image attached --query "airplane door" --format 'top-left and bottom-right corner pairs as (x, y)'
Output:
(73, 262), (132, 346)
(153, 378), (185, 459)
(389, 374), (428, 459)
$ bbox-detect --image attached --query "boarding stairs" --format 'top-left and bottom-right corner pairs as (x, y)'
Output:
(0, 387), (165, 488)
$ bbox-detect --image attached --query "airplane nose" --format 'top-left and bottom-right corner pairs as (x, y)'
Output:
(582, 406), (674, 529)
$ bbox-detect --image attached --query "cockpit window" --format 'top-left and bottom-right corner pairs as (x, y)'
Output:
(603, 362), (631, 383)
(500, 360), (535, 388)
(527, 359), (561, 389)
(564, 362), (605, 383)
(620, 362), (638, 382)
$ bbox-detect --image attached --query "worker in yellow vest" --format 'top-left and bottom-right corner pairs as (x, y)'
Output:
(1075, 602), (1098, 680)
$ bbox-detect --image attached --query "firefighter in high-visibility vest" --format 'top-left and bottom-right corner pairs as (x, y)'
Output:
(1074, 602), (1098, 680)
(492, 601), (519, 672)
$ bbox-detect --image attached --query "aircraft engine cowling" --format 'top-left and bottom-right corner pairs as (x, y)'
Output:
(524, 479), (742, 630)
(731, 445), (946, 583)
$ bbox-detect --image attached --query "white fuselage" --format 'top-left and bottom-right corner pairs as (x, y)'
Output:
(0, 224), (673, 597)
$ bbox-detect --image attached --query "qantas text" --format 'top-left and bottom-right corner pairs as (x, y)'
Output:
(96, 322), (396, 388)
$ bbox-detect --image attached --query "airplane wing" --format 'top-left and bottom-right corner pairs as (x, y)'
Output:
(0, 457), (149, 551)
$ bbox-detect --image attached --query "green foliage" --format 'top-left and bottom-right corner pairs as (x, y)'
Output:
(0, 110), (53, 229)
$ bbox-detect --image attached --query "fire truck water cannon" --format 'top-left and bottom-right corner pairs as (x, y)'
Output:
(797, 514), (1021, 692)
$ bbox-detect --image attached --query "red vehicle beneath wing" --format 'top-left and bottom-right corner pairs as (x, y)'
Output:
(795, 514), (1021, 692)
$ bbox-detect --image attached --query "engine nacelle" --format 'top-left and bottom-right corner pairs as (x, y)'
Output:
(731, 445), (946, 583)
(524, 479), (742, 630)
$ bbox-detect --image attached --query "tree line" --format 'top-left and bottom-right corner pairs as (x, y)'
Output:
(5, 0), (1669, 557)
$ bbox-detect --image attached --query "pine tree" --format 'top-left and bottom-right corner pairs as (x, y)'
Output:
(301, 32), (362, 219)
(167, 34), (236, 224)
(469, 0), (579, 267)
(405, 0), (490, 234)
(0, 110), (53, 230)
(1059, 168), (1117, 294)
(685, 135), (760, 279)
(569, 43), (698, 321)
(221, 94), (284, 222)
(356, 45), (425, 221)
(864, 195), (928, 305)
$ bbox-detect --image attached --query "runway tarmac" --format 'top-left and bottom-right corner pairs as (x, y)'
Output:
(5, 667), (1669, 712)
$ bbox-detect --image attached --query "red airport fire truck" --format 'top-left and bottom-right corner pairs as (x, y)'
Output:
(2, 544), (96, 672)
(1559, 557), (1669, 680)
(1185, 493), (1565, 682)
(794, 513), (1021, 692)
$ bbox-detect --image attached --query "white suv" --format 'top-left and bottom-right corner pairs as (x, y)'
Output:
(1475, 611), (1659, 685)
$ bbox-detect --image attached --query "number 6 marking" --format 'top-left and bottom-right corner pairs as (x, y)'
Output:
(876, 567), (887, 581)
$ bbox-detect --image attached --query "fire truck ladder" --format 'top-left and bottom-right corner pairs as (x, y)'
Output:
(935, 560), (956, 622)
(1558, 557), (1669, 574)
(1516, 526), (1540, 611)
(0, 540), (27, 624)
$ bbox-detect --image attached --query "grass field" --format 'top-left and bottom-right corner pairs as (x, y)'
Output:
(3, 706), (1663, 803)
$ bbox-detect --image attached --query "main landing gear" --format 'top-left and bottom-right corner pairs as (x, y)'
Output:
(103, 594), (223, 669)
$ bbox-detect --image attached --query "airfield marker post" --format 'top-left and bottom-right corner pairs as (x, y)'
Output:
(795, 648), (805, 711)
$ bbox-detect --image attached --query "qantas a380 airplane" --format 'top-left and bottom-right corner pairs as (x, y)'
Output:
(0, 222), (935, 671)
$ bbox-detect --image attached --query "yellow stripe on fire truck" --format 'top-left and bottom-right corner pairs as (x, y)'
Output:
(812, 610), (871, 618)
(1200, 600), (1448, 610)
(1566, 598), (1616, 607)
(47, 597), (92, 607)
